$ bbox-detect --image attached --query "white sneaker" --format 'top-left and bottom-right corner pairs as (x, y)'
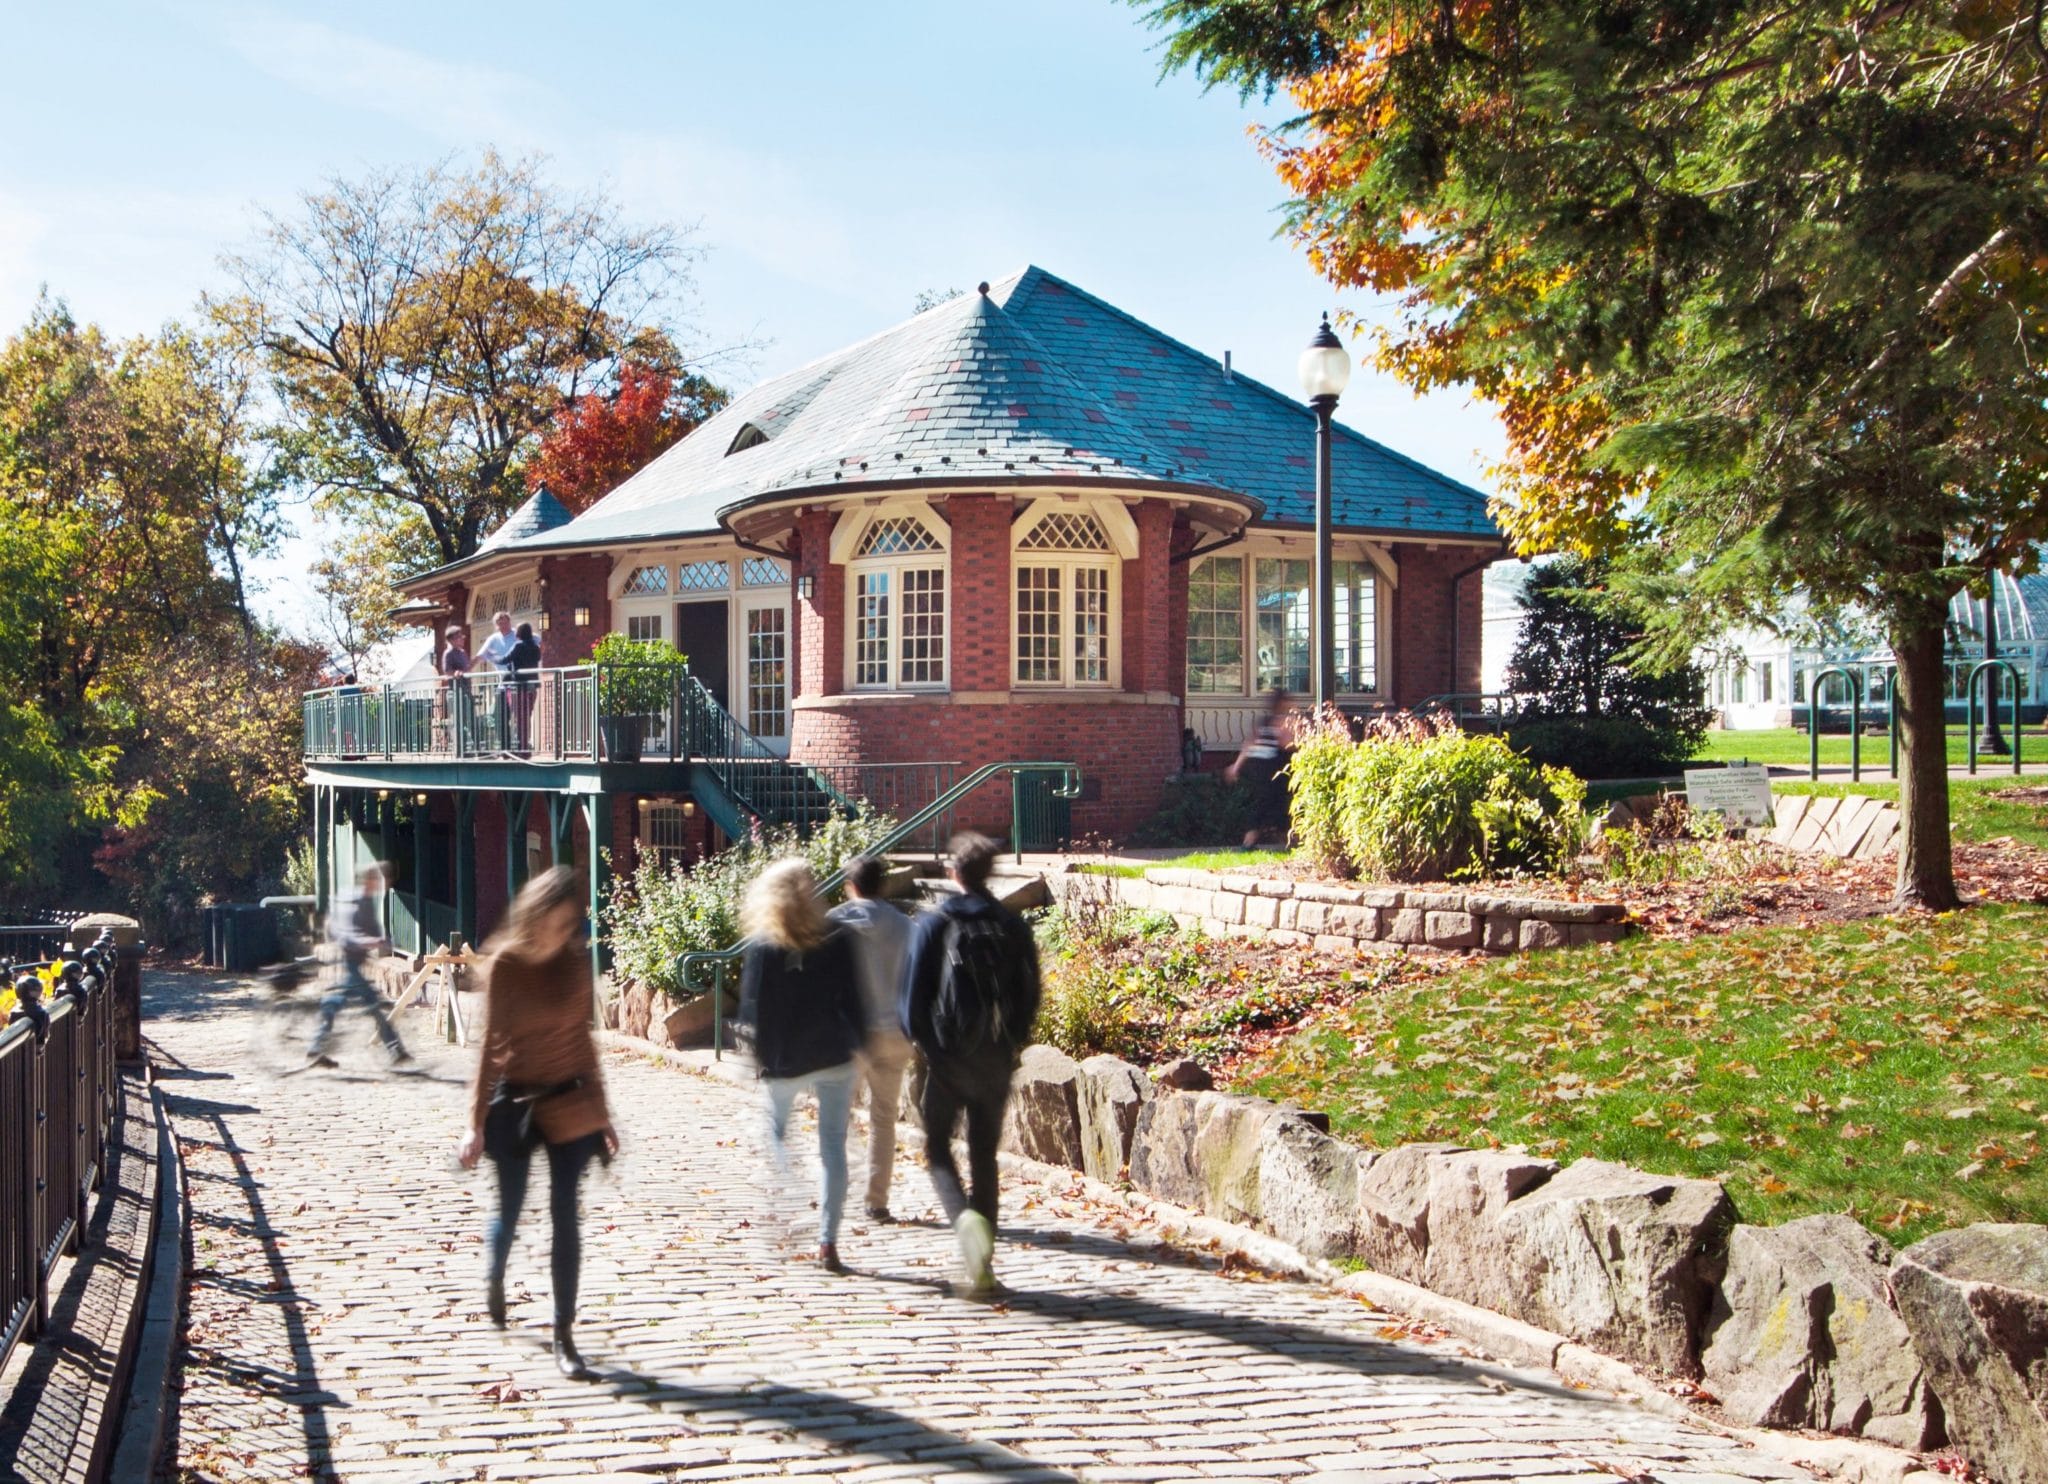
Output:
(953, 1210), (996, 1297)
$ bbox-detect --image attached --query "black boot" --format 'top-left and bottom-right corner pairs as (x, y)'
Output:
(553, 1323), (592, 1380)
(485, 1275), (506, 1330)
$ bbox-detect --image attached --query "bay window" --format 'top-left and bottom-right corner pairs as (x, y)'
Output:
(848, 513), (947, 689)
(1188, 549), (1380, 698)
(1014, 511), (1117, 686)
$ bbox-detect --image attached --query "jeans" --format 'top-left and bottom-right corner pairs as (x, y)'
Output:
(762, 1063), (857, 1245)
(919, 1050), (1014, 1227)
(307, 969), (406, 1059)
(487, 1130), (605, 1328)
(857, 1032), (914, 1209)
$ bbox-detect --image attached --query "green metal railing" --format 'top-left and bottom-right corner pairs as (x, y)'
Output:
(1965, 659), (2025, 776)
(674, 761), (1083, 1059)
(1799, 661), (2025, 780)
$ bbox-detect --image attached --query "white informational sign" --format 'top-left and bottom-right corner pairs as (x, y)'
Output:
(1684, 764), (1775, 827)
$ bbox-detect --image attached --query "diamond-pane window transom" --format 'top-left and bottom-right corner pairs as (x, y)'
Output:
(1019, 512), (1110, 552)
(857, 515), (941, 557)
(622, 565), (668, 597)
(742, 556), (789, 586)
(677, 560), (729, 592)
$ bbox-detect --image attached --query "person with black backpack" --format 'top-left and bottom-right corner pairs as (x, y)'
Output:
(898, 831), (1041, 1298)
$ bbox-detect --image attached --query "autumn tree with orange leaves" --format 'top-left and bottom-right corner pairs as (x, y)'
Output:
(1142, 0), (2048, 910)
(526, 362), (725, 513)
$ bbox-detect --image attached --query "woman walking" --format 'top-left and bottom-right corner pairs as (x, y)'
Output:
(455, 867), (616, 1379)
(738, 859), (865, 1273)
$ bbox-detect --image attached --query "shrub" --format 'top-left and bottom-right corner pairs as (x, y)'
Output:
(1289, 713), (1585, 881)
(1128, 771), (1250, 846)
(603, 804), (895, 997)
(1505, 714), (1695, 780)
(590, 631), (688, 716)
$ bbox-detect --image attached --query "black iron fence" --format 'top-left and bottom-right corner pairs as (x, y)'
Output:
(0, 929), (120, 1374)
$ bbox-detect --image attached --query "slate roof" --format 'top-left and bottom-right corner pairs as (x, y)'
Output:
(430, 267), (1497, 577)
(476, 485), (574, 553)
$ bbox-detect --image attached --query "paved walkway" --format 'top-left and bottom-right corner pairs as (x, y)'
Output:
(146, 968), (1821, 1484)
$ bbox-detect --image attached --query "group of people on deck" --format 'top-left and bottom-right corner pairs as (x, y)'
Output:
(443, 831), (1040, 1381)
(437, 609), (542, 754)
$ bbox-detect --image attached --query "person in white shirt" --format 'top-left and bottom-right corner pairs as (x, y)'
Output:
(474, 612), (518, 752)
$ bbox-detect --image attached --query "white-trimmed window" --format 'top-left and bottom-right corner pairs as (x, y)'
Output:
(1187, 555), (1245, 694)
(1254, 558), (1310, 694)
(621, 564), (668, 597)
(641, 803), (692, 869)
(1333, 561), (1379, 695)
(1014, 511), (1117, 687)
(848, 512), (948, 689)
(626, 614), (663, 642)
(677, 559), (729, 592)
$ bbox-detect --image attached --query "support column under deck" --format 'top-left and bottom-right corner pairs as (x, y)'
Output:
(313, 785), (331, 918)
(583, 792), (610, 987)
(505, 792), (534, 902)
(454, 794), (477, 949)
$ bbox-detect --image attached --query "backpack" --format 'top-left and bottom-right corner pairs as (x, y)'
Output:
(930, 910), (1021, 1055)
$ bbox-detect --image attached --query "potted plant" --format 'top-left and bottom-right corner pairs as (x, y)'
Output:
(590, 633), (688, 762)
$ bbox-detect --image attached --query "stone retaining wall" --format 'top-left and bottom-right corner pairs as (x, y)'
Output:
(1050, 867), (1633, 955)
(999, 1046), (2048, 1478)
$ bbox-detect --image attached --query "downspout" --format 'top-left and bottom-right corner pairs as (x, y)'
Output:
(1446, 541), (1511, 698)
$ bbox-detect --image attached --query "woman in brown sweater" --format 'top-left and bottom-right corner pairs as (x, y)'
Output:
(455, 867), (617, 1379)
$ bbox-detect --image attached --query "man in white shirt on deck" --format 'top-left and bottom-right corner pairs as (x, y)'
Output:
(474, 611), (518, 752)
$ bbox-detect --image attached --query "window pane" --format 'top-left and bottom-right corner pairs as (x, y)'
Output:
(1254, 558), (1310, 694)
(746, 606), (788, 738)
(622, 565), (668, 597)
(1015, 566), (1062, 683)
(900, 567), (946, 685)
(1333, 561), (1378, 694)
(855, 571), (891, 686)
(677, 560), (729, 592)
(1187, 556), (1244, 695)
(626, 613), (662, 642)
(1073, 566), (1110, 683)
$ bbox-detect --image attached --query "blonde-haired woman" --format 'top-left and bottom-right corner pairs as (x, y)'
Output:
(738, 858), (865, 1273)
(455, 866), (616, 1380)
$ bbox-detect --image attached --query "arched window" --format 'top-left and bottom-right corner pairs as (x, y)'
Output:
(847, 511), (947, 689)
(1014, 508), (1116, 687)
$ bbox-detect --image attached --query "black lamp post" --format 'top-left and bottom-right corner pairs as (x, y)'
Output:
(1298, 314), (1352, 714)
(1980, 571), (2011, 755)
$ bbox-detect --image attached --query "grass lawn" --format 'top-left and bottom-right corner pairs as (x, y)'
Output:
(1083, 848), (1294, 879)
(1772, 776), (2048, 850)
(1689, 725), (2036, 770)
(1234, 904), (2048, 1244)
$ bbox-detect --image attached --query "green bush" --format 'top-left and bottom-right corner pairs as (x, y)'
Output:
(1289, 713), (1585, 881)
(603, 804), (896, 997)
(1127, 772), (1250, 846)
(1505, 714), (1694, 780)
(590, 631), (688, 716)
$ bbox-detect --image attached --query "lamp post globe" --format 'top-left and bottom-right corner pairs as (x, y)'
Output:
(1299, 315), (1351, 714)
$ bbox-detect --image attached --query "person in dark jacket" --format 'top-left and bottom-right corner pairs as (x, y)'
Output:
(508, 621), (542, 755)
(738, 858), (865, 1273)
(899, 832), (1041, 1297)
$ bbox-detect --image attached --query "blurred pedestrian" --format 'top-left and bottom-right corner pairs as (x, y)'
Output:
(739, 859), (865, 1274)
(455, 866), (616, 1380)
(900, 832), (1041, 1298)
(827, 854), (913, 1221)
(1225, 687), (1296, 849)
(305, 862), (409, 1068)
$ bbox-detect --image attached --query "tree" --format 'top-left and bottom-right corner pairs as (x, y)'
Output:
(1503, 558), (1712, 778)
(228, 151), (704, 566)
(1141, 0), (2048, 908)
(524, 362), (724, 513)
(308, 520), (411, 677)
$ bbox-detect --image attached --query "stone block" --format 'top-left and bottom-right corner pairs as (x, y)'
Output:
(1257, 1120), (1365, 1259)
(1424, 911), (1480, 948)
(1313, 934), (1360, 958)
(1489, 1158), (1735, 1377)
(1243, 894), (1282, 929)
(1130, 1091), (1293, 1226)
(1207, 891), (1246, 926)
(1219, 875), (1259, 896)
(1406, 889), (1466, 912)
(1253, 879), (1294, 897)
(1076, 1054), (1153, 1183)
(1269, 929), (1309, 948)
(1701, 1216), (1941, 1449)
(1000, 1045), (1087, 1169)
(1352, 1142), (1468, 1284)
(1325, 904), (1380, 939)
(1519, 919), (1568, 951)
(1893, 1223), (2048, 1484)
(1296, 882), (1368, 906)
(1359, 888), (1405, 909)
(1276, 900), (1300, 930)
(1293, 900), (1329, 934)
(1481, 916), (1520, 954)
(1420, 1150), (1561, 1304)
(1155, 1057), (1214, 1091)
(1384, 908), (1426, 944)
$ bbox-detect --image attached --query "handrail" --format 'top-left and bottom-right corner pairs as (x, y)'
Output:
(673, 760), (1082, 1058)
(1965, 658), (2025, 775)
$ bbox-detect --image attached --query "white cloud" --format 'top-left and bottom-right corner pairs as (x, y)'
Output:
(217, 5), (551, 150)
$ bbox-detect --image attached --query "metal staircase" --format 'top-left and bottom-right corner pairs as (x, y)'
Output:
(677, 676), (853, 839)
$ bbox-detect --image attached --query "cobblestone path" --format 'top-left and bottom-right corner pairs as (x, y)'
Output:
(147, 969), (1820, 1484)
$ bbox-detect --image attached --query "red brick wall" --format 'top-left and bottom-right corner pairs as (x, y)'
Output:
(1121, 502), (1175, 693)
(1388, 545), (1490, 707)
(540, 553), (612, 661)
(474, 795), (508, 941)
(792, 696), (1179, 838)
(1167, 519), (1198, 703)
(792, 509), (841, 698)
(945, 495), (1013, 692)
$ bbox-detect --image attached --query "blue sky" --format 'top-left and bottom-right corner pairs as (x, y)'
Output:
(0, 0), (1506, 631)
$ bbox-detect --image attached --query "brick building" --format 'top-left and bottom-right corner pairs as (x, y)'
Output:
(304, 268), (1501, 951)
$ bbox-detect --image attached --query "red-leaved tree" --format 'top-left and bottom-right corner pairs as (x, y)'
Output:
(526, 364), (726, 512)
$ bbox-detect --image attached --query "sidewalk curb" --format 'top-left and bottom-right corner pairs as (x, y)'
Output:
(109, 1068), (187, 1484)
(612, 1029), (1940, 1484)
